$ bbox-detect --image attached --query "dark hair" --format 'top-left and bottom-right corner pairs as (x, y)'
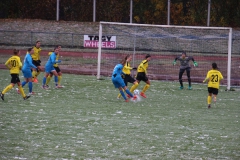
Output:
(36, 40), (40, 44)
(125, 54), (131, 60)
(28, 47), (33, 52)
(212, 62), (218, 69)
(182, 52), (186, 55)
(13, 49), (19, 55)
(145, 54), (151, 59)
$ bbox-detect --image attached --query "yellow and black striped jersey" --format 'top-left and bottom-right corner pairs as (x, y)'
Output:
(205, 69), (223, 89)
(5, 55), (22, 74)
(137, 59), (148, 74)
(122, 62), (132, 75)
(32, 46), (41, 61)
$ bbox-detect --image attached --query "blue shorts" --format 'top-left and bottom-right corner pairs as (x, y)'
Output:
(22, 69), (32, 78)
(45, 66), (55, 73)
(112, 75), (126, 88)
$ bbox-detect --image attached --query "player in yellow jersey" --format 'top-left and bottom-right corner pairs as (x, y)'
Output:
(0, 49), (30, 101)
(129, 54), (151, 98)
(45, 45), (63, 88)
(32, 41), (42, 83)
(203, 63), (223, 108)
(117, 54), (137, 99)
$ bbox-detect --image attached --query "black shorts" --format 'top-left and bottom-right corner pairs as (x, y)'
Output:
(208, 87), (219, 95)
(32, 60), (41, 67)
(123, 74), (135, 86)
(10, 74), (20, 84)
(136, 72), (148, 82)
(50, 66), (61, 74)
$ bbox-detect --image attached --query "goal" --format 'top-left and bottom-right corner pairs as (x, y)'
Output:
(97, 22), (233, 90)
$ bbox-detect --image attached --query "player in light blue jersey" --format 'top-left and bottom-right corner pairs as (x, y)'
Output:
(42, 47), (61, 89)
(112, 58), (137, 102)
(20, 47), (38, 95)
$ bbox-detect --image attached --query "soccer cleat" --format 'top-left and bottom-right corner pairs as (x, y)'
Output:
(0, 93), (4, 101)
(140, 92), (147, 98)
(33, 78), (38, 83)
(132, 95), (137, 101)
(55, 85), (63, 88)
(29, 92), (35, 95)
(23, 95), (31, 100)
(179, 86), (184, 90)
(188, 86), (192, 90)
(208, 104), (211, 109)
(42, 85), (47, 89)
(125, 99), (129, 102)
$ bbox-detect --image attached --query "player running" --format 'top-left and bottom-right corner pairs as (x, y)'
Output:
(203, 62), (223, 108)
(112, 58), (137, 102)
(129, 54), (151, 98)
(42, 47), (62, 89)
(20, 47), (38, 95)
(0, 49), (30, 101)
(31, 41), (42, 83)
(117, 54), (137, 99)
(173, 52), (198, 90)
(45, 45), (63, 88)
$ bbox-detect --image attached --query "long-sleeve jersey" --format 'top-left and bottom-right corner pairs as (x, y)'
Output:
(22, 53), (37, 71)
(122, 62), (132, 75)
(137, 59), (148, 74)
(45, 52), (59, 68)
(5, 55), (22, 74)
(112, 64), (124, 77)
(48, 51), (59, 67)
(175, 56), (195, 69)
(205, 69), (223, 89)
(31, 46), (41, 61)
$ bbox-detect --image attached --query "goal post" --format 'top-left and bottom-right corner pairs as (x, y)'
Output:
(97, 21), (233, 90)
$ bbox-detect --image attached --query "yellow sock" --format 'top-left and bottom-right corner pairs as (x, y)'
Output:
(130, 82), (139, 93)
(2, 84), (13, 94)
(18, 86), (26, 98)
(142, 84), (150, 93)
(32, 70), (37, 79)
(46, 76), (52, 85)
(36, 71), (41, 77)
(117, 93), (122, 98)
(207, 95), (212, 105)
(58, 75), (62, 85)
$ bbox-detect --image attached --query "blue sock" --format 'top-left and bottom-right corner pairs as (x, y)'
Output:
(120, 90), (127, 100)
(125, 89), (133, 97)
(43, 77), (46, 86)
(22, 81), (27, 87)
(28, 82), (32, 93)
(54, 76), (58, 86)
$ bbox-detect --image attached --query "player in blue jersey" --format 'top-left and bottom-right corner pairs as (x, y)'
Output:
(20, 47), (38, 95)
(173, 52), (198, 90)
(112, 58), (137, 102)
(42, 47), (61, 89)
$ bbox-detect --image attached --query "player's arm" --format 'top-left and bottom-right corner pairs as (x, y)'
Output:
(27, 56), (37, 70)
(191, 57), (198, 67)
(173, 57), (178, 65)
(203, 72), (210, 83)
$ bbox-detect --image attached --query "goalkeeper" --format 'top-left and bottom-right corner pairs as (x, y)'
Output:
(173, 52), (198, 90)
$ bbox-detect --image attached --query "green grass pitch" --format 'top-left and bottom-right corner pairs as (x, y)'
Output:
(0, 70), (239, 159)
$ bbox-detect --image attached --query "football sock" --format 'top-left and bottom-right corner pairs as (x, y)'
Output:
(32, 70), (37, 79)
(54, 76), (58, 86)
(207, 95), (212, 105)
(117, 93), (122, 98)
(22, 81), (27, 87)
(2, 84), (13, 94)
(46, 76), (52, 85)
(28, 82), (33, 93)
(120, 90), (127, 100)
(142, 84), (150, 93)
(36, 71), (41, 77)
(18, 86), (26, 98)
(42, 77), (47, 85)
(58, 75), (62, 85)
(125, 89), (134, 97)
(130, 82), (139, 93)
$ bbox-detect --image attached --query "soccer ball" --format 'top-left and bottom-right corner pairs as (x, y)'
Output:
(133, 89), (140, 95)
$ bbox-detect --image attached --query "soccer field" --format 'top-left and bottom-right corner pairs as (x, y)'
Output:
(0, 70), (239, 159)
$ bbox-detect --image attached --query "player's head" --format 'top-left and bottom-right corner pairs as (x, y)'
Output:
(28, 47), (34, 54)
(145, 54), (151, 60)
(125, 54), (132, 62)
(212, 62), (218, 70)
(13, 49), (20, 55)
(35, 41), (41, 48)
(53, 47), (59, 54)
(56, 45), (61, 51)
(182, 52), (186, 58)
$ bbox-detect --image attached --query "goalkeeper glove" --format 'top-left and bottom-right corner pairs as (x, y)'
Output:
(132, 67), (137, 70)
(173, 60), (176, 65)
(193, 61), (198, 67)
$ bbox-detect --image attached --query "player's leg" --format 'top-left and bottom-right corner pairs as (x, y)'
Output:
(117, 75), (128, 99)
(42, 72), (50, 89)
(46, 72), (53, 86)
(139, 73), (149, 98)
(179, 69), (185, 89)
(130, 73), (140, 93)
(207, 87), (213, 108)
(212, 88), (218, 103)
(186, 68), (192, 90)
(57, 68), (62, 86)
(1, 74), (17, 100)
(51, 70), (59, 88)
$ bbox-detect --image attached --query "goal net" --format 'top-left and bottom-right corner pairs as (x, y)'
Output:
(97, 22), (235, 90)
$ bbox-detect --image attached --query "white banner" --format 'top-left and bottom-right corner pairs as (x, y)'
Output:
(84, 35), (116, 48)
